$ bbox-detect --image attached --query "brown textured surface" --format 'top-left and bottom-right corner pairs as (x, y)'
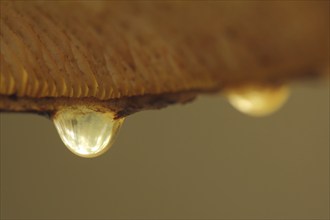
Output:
(0, 1), (329, 114)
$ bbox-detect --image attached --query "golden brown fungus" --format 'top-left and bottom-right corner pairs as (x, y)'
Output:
(0, 1), (329, 115)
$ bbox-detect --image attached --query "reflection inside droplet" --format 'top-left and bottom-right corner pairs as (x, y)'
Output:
(53, 106), (124, 158)
(227, 85), (290, 117)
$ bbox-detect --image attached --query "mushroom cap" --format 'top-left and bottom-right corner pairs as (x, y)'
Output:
(0, 1), (329, 116)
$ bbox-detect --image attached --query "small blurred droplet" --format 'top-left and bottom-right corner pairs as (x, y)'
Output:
(53, 106), (124, 158)
(227, 85), (290, 117)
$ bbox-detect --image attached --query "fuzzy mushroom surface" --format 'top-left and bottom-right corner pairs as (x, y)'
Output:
(0, 1), (329, 116)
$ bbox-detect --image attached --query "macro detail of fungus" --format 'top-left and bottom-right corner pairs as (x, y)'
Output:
(1, 1), (329, 117)
(0, 1), (329, 157)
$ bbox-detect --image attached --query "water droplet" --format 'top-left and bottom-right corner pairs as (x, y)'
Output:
(53, 106), (124, 158)
(227, 85), (289, 117)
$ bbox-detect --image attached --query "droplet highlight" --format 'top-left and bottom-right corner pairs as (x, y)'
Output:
(53, 106), (124, 158)
(227, 85), (289, 117)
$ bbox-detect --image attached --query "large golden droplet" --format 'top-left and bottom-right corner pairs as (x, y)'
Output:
(227, 85), (290, 117)
(53, 106), (124, 158)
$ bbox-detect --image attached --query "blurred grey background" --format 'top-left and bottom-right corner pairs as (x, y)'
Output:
(0, 83), (329, 219)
